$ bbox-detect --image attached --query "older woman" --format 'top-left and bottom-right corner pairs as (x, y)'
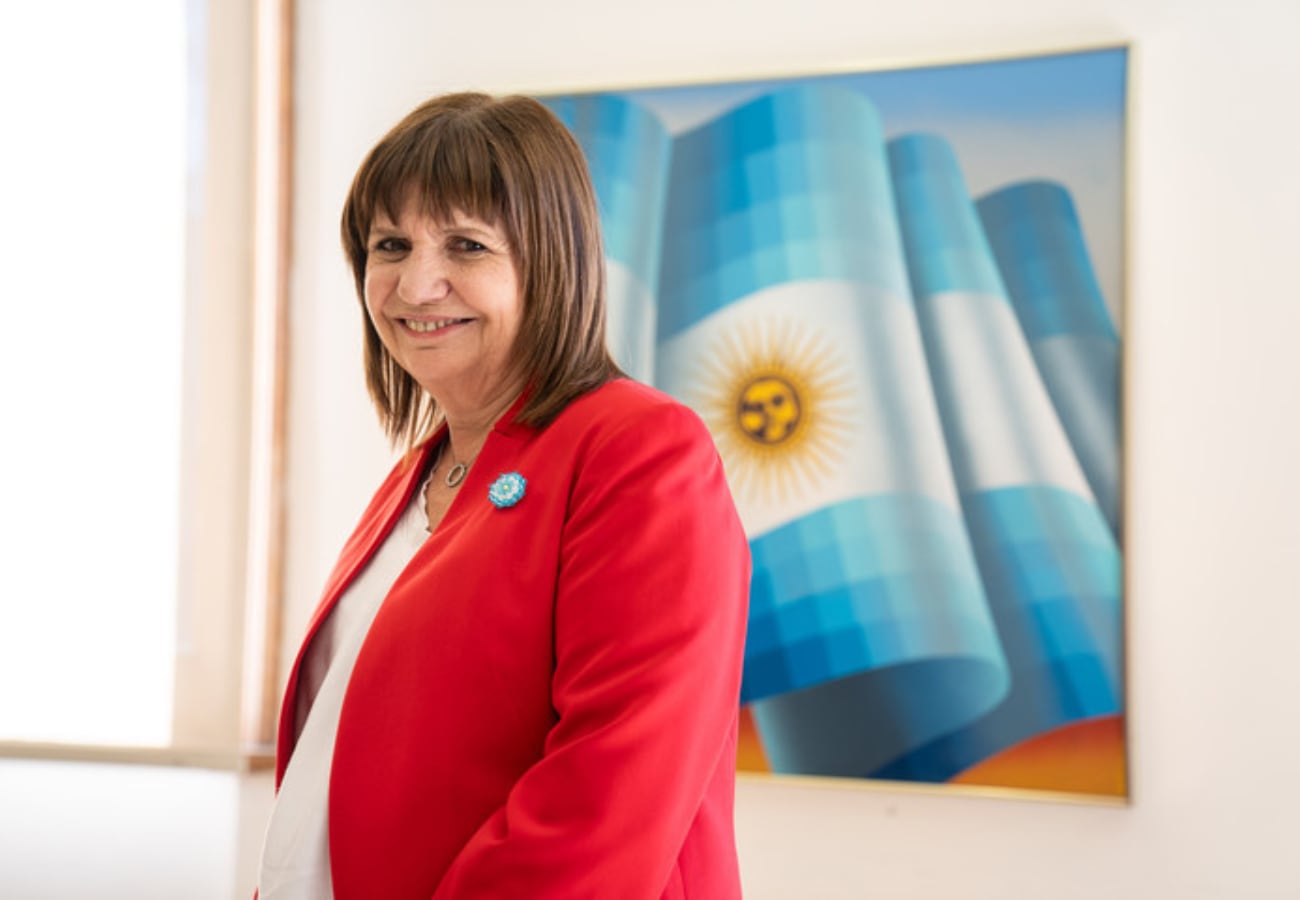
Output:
(258, 92), (750, 899)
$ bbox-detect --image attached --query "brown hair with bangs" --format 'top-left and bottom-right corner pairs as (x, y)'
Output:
(341, 91), (622, 447)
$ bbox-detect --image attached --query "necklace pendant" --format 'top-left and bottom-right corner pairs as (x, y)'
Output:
(444, 461), (469, 488)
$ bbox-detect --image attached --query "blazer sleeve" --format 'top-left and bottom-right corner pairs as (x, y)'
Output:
(431, 399), (750, 899)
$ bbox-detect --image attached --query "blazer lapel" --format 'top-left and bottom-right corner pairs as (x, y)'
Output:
(274, 435), (438, 781)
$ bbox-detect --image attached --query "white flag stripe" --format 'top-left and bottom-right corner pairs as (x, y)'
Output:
(918, 290), (1094, 496)
(606, 260), (657, 384)
(657, 279), (961, 538)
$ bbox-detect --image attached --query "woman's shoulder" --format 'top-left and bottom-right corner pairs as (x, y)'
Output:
(555, 377), (708, 439)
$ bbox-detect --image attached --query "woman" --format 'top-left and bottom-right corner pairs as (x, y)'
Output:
(259, 92), (751, 899)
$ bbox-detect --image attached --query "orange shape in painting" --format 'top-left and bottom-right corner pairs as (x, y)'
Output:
(737, 706), (771, 772)
(738, 709), (1125, 798)
(950, 715), (1127, 798)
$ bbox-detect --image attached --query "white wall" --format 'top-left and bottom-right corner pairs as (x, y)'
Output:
(281, 0), (1300, 898)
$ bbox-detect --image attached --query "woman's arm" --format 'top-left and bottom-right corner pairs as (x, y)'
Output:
(432, 399), (750, 899)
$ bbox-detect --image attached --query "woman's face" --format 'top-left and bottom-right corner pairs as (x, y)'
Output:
(364, 193), (524, 409)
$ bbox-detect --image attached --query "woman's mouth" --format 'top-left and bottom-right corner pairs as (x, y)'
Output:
(404, 317), (470, 333)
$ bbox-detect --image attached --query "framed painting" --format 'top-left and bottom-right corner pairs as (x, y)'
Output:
(537, 43), (1127, 801)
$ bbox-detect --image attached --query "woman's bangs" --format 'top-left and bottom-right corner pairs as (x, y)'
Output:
(373, 123), (505, 230)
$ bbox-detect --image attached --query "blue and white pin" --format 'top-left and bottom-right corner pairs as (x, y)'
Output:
(488, 472), (527, 509)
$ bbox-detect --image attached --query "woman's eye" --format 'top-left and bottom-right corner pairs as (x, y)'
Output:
(452, 237), (487, 253)
(370, 237), (408, 254)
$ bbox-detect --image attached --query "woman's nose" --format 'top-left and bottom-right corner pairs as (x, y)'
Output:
(397, 249), (451, 303)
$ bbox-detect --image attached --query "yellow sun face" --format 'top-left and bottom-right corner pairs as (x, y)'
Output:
(738, 376), (802, 445)
(693, 319), (855, 507)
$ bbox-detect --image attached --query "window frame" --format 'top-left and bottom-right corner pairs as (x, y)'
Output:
(0, 0), (290, 772)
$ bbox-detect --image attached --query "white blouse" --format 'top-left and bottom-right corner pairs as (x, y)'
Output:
(258, 482), (430, 899)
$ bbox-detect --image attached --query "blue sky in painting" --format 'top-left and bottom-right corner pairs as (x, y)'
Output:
(834, 48), (1127, 123)
(622, 48), (1126, 135)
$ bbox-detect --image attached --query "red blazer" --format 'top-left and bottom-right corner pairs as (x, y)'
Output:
(275, 379), (751, 899)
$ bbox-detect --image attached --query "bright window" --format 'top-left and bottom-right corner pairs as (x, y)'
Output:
(0, 1), (190, 745)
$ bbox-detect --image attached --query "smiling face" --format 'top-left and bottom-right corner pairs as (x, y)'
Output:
(343, 92), (620, 444)
(363, 194), (525, 412)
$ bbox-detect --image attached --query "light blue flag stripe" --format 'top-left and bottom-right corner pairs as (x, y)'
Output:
(543, 94), (672, 288)
(976, 181), (1116, 340)
(544, 95), (672, 380)
(886, 134), (1005, 298)
(884, 133), (1122, 782)
(658, 86), (910, 341)
(966, 486), (1120, 708)
(978, 181), (1121, 534)
(744, 494), (1002, 695)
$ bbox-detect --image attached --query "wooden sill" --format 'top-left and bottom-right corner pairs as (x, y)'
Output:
(0, 740), (275, 772)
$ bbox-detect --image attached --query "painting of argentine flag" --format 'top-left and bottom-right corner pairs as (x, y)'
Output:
(539, 45), (1127, 800)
